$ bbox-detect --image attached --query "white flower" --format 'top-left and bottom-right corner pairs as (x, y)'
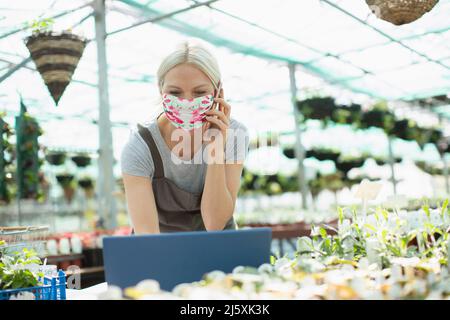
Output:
(135, 279), (160, 294)
(257, 263), (274, 274)
(97, 285), (122, 300)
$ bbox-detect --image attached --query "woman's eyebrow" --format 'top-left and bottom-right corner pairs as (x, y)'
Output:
(193, 84), (209, 89)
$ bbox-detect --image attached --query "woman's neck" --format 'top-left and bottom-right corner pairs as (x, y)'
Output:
(157, 114), (203, 161)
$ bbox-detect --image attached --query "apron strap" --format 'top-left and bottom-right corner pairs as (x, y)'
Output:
(137, 124), (165, 178)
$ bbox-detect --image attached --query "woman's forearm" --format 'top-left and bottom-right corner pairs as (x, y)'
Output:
(201, 151), (235, 230)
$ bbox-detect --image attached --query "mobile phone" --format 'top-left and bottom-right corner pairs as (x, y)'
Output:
(212, 81), (222, 111)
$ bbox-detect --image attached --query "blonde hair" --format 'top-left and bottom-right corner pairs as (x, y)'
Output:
(156, 39), (222, 93)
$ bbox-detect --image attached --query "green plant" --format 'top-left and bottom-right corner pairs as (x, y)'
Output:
(27, 18), (54, 34)
(0, 115), (14, 204)
(15, 104), (44, 200)
(359, 101), (395, 133)
(297, 97), (336, 123)
(71, 154), (91, 167)
(45, 151), (66, 166)
(0, 248), (43, 290)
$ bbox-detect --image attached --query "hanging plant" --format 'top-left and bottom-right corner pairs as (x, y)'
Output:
(331, 103), (362, 125)
(71, 154), (91, 167)
(78, 177), (93, 190)
(24, 18), (87, 105)
(307, 148), (341, 162)
(374, 157), (387, 166)
(429, 128), (443, 145)
(366, 0), (439, 26)
(45, 151), (66, 166)
(335, 157), (366, 175)
(282, 147), (295, 159)
(297, 97), (336, 122)
(388, 119), (418, 141)
(360, 102), (395, 133)
(56, 173), (74, 187)
(56, 173), (76, 203)
(79, 177), (94, 199)
(413, 127), (442, 150)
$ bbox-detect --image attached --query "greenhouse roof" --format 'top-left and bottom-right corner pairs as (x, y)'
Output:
(120, 0), (450, 101)
(1, 0), (450, 161)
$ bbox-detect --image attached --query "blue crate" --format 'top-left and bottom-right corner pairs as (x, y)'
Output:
(0, 270), (66, 300)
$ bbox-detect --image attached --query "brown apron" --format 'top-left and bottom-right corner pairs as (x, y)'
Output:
(131, 123), (236, 233)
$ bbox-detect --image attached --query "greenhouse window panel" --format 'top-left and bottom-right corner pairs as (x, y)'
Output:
(402, 31), (450, 61)
(376, 62), (450, 97)
(344, 74), (406, 100)
(340, 42), (428, 74)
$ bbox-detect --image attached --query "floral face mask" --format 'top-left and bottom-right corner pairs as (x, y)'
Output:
(162, 93), (215, 130)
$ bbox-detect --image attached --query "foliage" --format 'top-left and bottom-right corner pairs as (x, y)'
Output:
(0, 248), (43, 290)
(16, 109), (44, 201)
(27, 18), (54, 34)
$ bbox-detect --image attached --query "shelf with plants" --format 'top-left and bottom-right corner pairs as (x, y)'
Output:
(108, 200), (450, 300)
(15, 102), (44, 201)
(0, 115), (14, 205)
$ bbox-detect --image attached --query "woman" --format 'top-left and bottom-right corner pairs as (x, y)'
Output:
(121, 40), (249, 234)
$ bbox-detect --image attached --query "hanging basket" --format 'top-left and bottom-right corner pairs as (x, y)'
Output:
(71, 154), (91, 167)
(366, 0), (439, 25)
(45, 151), (66, 166)
(25, 31), (87, 105)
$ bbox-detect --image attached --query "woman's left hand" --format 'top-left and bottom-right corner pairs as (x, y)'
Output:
(203, 91), (231, 151)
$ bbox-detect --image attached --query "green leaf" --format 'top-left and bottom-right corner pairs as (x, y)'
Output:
(319, 227), (327, 238)
(441, 199), (449, 218)
(338, 207), (344, 224)
(422, 204), (431, 219)
(270, 256), (276, 265)
(363, 223), (377, 232)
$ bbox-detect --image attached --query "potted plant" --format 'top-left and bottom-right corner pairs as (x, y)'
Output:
(365, 0), (439, 26)
(389, 119), (418, 141)
(78, 177), (94, 198)
(308, 148), (341, 162)
(374, 156), (386, 166)
(56, 173), (75, 203)
(297, 97), (336, 122)
(45, 151), (66, 166)
(71, 154), (91, 167)
(335, 156), (366, 174)
(331, 103), (362, 125)
(282, 147), (295, 159)
(360, 102), (395, 132)
(415, 127), (443, 149)
(25, 18), (87, 105)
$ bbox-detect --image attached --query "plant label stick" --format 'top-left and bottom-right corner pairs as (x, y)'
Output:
(355, 179), (382, 219)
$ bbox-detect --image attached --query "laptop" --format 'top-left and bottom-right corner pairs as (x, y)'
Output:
(102, 228), (272, 291)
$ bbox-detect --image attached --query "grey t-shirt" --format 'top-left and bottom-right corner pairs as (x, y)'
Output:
(120, 117), (250, 193)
